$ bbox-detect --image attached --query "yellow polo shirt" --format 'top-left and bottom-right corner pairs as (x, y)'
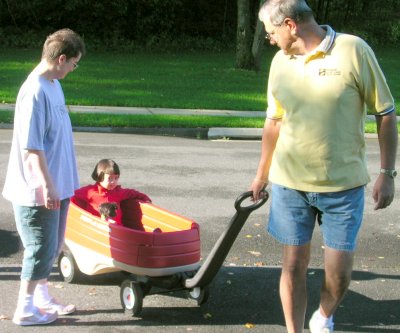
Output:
(267, 26), (395, 192)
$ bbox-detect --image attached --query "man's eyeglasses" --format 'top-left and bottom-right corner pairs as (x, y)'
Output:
(71, 61), (79, 70)
(265, 21), (285, 40)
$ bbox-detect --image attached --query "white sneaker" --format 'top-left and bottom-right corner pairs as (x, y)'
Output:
(13, 306), (58, 326)
(309, 310), (334, 333)
(37, 297), (76, 315)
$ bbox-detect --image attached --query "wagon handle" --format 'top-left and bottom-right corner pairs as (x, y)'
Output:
(234, 190), (269, 213)
(184, 189), (269, 289)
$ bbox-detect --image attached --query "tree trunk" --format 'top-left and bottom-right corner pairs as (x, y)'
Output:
(236, 0), (254, 70)
(251, 0), (266, 72)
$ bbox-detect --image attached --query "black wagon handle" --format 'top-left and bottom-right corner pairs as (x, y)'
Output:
(234, 190), (269, 213)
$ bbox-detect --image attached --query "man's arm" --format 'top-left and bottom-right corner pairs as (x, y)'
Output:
(251, 118), (281, 201)
(25, 149), (60, 209)
(373, 111), (398, 210)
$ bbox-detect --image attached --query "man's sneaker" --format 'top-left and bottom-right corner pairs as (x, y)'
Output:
(13, 307), (58, 326)
(37, 298), (76, 315)
(309, 310), (334, 333)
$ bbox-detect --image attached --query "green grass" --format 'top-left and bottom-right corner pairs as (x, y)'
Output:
(1, 111), (398, 133)
(0, 47), (399, 133)
(0, 48), (272, 111)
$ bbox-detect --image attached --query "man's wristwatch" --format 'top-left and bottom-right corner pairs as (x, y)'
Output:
(380, 168), (397, 178)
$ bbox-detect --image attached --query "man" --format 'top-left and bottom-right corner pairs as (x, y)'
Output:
(3, 28), (85, 326)
(250, 1), (398, 332)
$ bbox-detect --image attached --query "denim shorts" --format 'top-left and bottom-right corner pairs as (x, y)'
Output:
(268, 184), (365, 251)
(13, 198), (70, 281)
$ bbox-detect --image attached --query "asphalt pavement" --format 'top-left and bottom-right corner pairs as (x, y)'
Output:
(0, 106), (399, 333)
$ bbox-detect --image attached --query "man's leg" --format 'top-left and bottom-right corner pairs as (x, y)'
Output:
(320, 247), (354, 317)
(280, 243), (311, 333)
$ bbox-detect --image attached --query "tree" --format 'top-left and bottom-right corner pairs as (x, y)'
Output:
(236, 0), (265, 71)
(236, 0), (254, 69)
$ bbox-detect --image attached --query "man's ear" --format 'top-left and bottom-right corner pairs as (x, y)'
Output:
(284, 18), (297, 34)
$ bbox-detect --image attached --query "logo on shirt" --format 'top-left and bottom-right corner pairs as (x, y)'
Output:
(319, 68), (341, 76)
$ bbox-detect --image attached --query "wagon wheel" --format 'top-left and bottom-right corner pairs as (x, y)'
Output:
(58, 250), (81, 283)
(120, 280), (143, 316)
(188, 286), (210, 305)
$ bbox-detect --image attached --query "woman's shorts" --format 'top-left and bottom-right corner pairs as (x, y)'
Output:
(13, 199), (70, 281)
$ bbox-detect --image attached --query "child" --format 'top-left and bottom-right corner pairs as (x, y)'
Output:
(99, 202), (118, 223)
(74, 159), (151, 226)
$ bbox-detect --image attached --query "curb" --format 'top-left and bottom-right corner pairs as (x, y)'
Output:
(72, 126), (209, 139)
(0, 104), (390, 140)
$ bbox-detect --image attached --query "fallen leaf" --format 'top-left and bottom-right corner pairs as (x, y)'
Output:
(226, 280), (232, 285)
(248, 251), (261, 257)
(245, 322), (255, 328)
(245, 235), (253, 238)
(0, 314), (10, 321)
(203, 313), (212, 319)
(378, 256), (385, 259)
(254, 262), (264, 267)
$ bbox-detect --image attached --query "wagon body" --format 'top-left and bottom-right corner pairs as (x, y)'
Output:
(64, 198), (201, 277)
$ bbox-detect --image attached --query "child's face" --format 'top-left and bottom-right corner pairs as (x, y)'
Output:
(99, 173), (120, 190)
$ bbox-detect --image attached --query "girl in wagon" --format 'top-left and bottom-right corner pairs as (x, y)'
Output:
(74, 159), (151, 226)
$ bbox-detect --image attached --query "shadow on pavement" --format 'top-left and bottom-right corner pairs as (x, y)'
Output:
(1, 266), (398, 332)
(0, 228), (20, 259)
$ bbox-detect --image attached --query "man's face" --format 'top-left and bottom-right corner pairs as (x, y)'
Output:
(263, 17), (296, 55)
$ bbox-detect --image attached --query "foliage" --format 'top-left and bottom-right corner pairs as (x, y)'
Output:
(1, 0), (397, 51)
(307, 0), (400, 46)
(0, 0), (238, 51)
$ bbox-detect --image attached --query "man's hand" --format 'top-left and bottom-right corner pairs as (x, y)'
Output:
(250, 178), (268, 202)
(372, 173), (395, 210)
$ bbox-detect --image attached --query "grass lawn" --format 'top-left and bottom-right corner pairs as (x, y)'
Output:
(0, 48), (273, 111)
(0, 47), (399, 132)
(0, 110), (397, 134)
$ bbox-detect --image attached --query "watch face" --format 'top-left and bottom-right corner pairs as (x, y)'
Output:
(381, 169), (397, 178)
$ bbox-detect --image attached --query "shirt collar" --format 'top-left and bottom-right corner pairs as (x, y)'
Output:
(316, 25), (336, 53)
(302, 25), (335, 62)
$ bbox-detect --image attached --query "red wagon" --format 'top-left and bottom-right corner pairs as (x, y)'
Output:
(58, 191), (268, 316)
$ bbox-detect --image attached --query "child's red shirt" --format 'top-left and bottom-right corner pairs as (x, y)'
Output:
(73, 184), (151, 225)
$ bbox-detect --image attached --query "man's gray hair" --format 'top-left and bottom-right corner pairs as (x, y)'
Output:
(259, 0), (313, 26)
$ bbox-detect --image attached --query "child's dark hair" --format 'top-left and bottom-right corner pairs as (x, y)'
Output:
(91, 159), (120, 182)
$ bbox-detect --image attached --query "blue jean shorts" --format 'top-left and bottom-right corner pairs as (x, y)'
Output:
(13, 199), (70, 281)
(268, 184), (365, 251)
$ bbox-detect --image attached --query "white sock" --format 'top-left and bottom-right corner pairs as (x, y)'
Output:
(34, 282), (52, 306)
(314, 309), (334, 327)
(15, 294), (34, 317)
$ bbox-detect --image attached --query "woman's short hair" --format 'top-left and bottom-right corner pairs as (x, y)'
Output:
(91, 159), (120, 182)
(42, 28), (86, 61)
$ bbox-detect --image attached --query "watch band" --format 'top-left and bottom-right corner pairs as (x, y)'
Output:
(380, 168), (397, 178)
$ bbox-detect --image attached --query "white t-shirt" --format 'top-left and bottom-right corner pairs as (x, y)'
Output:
(2, 73), (79, 206)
